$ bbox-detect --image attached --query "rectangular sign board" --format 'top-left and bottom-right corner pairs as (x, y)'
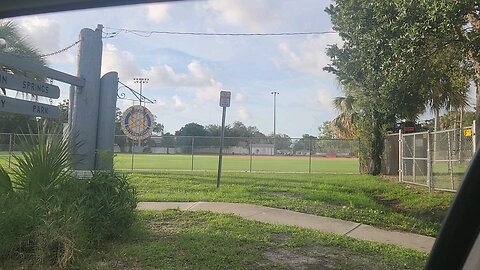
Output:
(219, 91), (231, 107)
(0, 70), (60, 99)
(0, 95), (60, 118)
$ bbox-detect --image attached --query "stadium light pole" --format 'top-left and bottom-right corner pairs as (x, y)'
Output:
(271, 91), (279, 155)
(133, 77), (149, 154)
(133, 77), (149, 107)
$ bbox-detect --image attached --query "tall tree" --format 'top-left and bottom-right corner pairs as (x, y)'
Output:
(331, 96), (356, 139)
(325, 0), (476, 174)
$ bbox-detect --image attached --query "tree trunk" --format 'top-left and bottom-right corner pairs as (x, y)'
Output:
(359, 110), (384, 175)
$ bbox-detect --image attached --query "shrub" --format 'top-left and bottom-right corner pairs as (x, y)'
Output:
(85, 171), (137, 244)
(0, 123), (137, 268)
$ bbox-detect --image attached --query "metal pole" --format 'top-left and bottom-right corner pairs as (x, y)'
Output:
(427, 130), (432, 191)
(217, 106), (227, 188)
(249, 140), (253, 173)
(447, 131), (454, 189)
(413, 133), (416, 183)
(399, 129), (403, 182)
(8, 133), (12, 168)
(191, 136), (195, 171)
(131, 138), (134, 171)
(309, 138), (313, 173)
(474, 120), (477, 153)
(271, 91), (279, 155)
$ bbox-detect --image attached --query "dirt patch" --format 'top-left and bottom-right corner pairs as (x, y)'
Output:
(261, 248), (322, 269)
(373, 195), (404, 210)
(269, 233), (291, 244)
(259, 245), (392, 270)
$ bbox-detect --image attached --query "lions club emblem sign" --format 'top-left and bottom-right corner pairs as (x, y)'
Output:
(121, 105), (154, 140)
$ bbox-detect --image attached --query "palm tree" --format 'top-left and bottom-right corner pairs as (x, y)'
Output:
(331, 95), (356, 139)
(0, 19), (46, 99)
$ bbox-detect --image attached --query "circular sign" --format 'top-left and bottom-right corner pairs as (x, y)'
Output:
(121, 105), (154, 140)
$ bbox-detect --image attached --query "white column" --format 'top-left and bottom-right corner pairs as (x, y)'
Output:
(95, 71), (118, 170)
(71, 25), (103, 170)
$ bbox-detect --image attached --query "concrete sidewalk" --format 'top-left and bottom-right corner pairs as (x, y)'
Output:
(138, 201), (435, 253)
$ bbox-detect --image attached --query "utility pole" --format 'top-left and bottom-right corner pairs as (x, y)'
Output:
(271, 91), (279, 155)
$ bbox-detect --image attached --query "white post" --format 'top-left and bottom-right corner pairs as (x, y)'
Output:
(71, 25), (103, 170)
(398, 129), (403, 182)
(474, 120), (477, 153)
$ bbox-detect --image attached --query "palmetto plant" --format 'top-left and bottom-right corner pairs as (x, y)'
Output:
(0, 123), (74, 196)
(0, 19), (46, 98)
(12, 127), (73, 196)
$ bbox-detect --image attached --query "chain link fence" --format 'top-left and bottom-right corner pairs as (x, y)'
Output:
(111, 135), (359, 173)
(383, 126), (475, 192)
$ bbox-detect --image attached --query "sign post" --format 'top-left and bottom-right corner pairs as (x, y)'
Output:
(217, 91), (231, 188)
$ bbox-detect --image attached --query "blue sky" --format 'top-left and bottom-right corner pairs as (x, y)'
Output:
(9, 0), (345, 137)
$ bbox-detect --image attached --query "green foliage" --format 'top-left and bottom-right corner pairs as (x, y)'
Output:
(0, 124), (137, 268)
(318, 121), (338, 139)
(324, 0), (475, 174)
(0, 166), (12, 195)
(84, 210), (428, 269)
(85, 171), (137, 244)
(11, 126), (73, 196)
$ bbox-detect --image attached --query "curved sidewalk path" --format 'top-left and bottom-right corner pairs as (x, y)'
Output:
(138, 201), (435, 253)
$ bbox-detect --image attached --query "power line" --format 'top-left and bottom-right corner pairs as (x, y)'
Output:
(103, 27), (338, 38)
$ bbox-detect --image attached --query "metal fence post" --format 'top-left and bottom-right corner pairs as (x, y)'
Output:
(249, 140), (253, 173)
(308, 138), (312, 174)
(473, 120), (477, 153)
(8, 133), (13, 168)
(191, 136), (195, 171)
(130, 138), (134, 171)
(427, 130), (432, 191)
(399, 129), (403, 182)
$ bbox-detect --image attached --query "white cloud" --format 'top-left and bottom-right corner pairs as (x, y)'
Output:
(234, 93), (246, 102)
(237, 106), (251, 121)
(148, 98), (167, 117)
(145, 60), (226, 103)
(101, 45), (228, 105)
(204, 0), (281, 31)
(316, 89), (334, 112)
(279, 34), (343, 76)
(145, 3), (170, 23)
(172, 95), (187, 112)
(18, 17), (60, 54)
(102, 43), (141, 78)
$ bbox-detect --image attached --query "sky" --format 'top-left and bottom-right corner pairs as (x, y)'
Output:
(6, 0), (345, 138)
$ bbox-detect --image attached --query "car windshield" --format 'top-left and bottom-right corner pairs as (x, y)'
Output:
(0, 1), (477, 269)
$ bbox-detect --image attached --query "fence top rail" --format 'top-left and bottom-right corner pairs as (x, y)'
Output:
(402, 131), (429, 137)
(430, 126), (473, 135)
(115, 134), (359, 141)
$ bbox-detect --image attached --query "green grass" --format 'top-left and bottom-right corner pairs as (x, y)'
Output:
(113, 153), (360, 173)
(82, 210), (427, 270)
(130, 172), (454, 236)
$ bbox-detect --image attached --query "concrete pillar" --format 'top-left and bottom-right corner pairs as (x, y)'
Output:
(95, 71), (118, 170)
(71, 25), (103, 170)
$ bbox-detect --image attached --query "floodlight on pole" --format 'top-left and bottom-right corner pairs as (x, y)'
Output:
(271, 91), (279, 155)
(133, 77), (149, 107)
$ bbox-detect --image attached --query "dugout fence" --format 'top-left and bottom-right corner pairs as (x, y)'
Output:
(383, 125), (475, 192)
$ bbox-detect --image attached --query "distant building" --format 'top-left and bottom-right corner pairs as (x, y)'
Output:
(251, 144), (274, 156)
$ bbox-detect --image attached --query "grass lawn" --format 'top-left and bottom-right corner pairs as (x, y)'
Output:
(130, 172), (454, 236)
(114, 153), (360, 173)
(83, 210), (427, 270)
